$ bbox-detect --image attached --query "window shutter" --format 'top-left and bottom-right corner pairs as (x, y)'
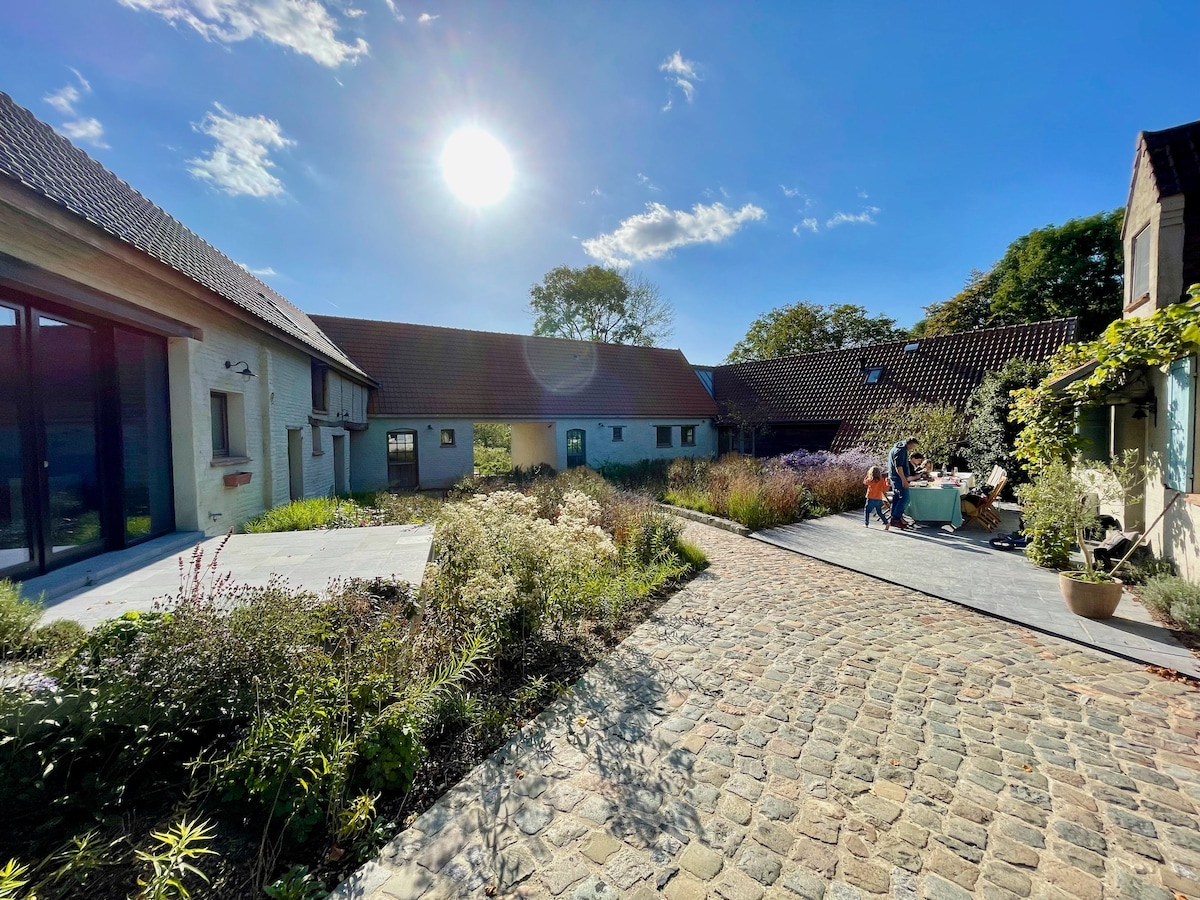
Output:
(1166, 357), (1195, 492)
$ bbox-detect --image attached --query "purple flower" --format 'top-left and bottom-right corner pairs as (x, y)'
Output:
(11, 673), (59, 695)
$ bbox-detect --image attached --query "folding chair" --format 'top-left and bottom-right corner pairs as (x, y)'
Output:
(962, 467), (1006, 531)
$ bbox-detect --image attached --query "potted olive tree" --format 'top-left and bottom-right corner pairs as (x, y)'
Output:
(1016, 451), (1144, 619)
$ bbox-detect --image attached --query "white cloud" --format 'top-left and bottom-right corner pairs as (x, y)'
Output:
(187, 104), (294, 198)
(582, 201), (765, 266)
(635, 172), (660, 192)
(45, 84), (81, 115)
(659, 50), (698, 111)
(345, 7), (365, 16)
(118, 0), (368, 67)
(417, 12), (438, 23)
(60, 118), (110, 148)
(238, 262), (278, 276)
(826, 206), (880, 227)
(381, 0), (403, 19)
(660, 50), (696, 80)
(792, 218), (819, 235)
(780, 185), (801, 198)
(857, 189), (869, 199)
(45, 71), (108, 147)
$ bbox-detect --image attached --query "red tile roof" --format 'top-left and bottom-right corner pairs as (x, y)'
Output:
(713, 319), (1077, 450)
(310, 316), (718, 419)
(0, 92), (369, 381)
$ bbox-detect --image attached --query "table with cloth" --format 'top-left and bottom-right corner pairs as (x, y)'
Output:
(905, 483), (965, 527)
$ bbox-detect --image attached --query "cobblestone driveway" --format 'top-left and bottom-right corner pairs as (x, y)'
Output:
(335, 523), (1200, 900)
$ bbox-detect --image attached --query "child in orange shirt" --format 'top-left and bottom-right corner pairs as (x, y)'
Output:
(864, 465), (890, 529)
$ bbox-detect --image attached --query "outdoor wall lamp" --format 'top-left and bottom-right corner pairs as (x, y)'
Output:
(1132, 392), (1157, 422)
(224, 360), (256, 378)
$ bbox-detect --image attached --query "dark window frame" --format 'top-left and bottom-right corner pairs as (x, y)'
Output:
(612, 426), (624, 442)
(211, 392), (230, 458)
(656, 426), (673, 448)
(681, 425), (696, 447)
(311, 360), (329, 412)
(1130, 224), (1151, 304)
(864, 367), (883, 385)
(440, 428), (456, 447)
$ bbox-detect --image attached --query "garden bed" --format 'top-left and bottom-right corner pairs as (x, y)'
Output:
(0, 472), (705, 899)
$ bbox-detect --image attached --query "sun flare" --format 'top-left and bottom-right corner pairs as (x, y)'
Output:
(440, 127), (513, 207)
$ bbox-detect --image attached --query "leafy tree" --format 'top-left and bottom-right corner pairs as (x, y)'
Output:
(918, 210), (1125, 339)
(916, 270), (994, 337)
(725, 302), (906, 363)
(473, 423), (511, 450)
(960, 357), (1048, 490)
(859, 400), (962, 471)
(529, 265), (673, 346)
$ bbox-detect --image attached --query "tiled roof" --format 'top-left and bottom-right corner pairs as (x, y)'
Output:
(1142, 120), (1200, 198)
(310, 315), (718, 419)
(712, 319), (1077, 450)
(0, 92), (368, 380)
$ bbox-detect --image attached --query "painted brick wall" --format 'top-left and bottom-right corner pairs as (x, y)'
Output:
(548, 418), (717, 470)
(352, 418), (476, 491)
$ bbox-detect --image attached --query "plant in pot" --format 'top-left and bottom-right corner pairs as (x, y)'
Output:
(1015, 450), (1144, 618)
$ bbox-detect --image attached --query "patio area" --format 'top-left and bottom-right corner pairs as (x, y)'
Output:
(29, 525), (435, 628)
(754, 508), (1200, 678)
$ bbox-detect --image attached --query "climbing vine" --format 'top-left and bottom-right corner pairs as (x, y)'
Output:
(1011, 284), (1200, 471)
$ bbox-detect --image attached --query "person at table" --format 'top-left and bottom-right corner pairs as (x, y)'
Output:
(908, 453), (931, 482)
(887, 437), (918, 529)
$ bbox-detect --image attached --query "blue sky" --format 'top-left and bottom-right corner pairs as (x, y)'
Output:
(2, 2), (1198, 365)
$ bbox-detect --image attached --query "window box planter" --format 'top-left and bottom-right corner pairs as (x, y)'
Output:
(223, 471), (253, 488)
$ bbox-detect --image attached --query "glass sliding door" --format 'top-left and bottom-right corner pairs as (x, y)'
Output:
(0, 289), (175, 581)
(115, 329), (174, 542)
(0, 305), (32, 575)
(35, 314), (105, 560)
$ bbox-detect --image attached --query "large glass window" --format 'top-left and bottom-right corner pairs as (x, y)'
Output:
(0, 305), (30, 571)
(656, 426), (672, 448)
(1131, 226), (1151, 302)
(115, 329), (173, 542)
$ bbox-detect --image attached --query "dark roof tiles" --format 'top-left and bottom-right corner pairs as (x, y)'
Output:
(311, 316), (718, 419)
(1142, 120), (1200, 199)
(0, 92), (367, 379)
(713, 319), (1077, 450)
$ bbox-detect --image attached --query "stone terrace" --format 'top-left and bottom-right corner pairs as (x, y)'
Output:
(334, 523), (1200, 900)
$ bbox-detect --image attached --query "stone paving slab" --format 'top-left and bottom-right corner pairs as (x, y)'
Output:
(38, 525), (434, 628)
(755, 511), (1200, 679)
(334, 523), (1200, 900)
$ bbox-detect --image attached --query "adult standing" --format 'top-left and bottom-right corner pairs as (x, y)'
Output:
(888, 437), (918, 529)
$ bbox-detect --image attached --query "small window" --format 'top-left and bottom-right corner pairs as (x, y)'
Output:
(311, 360), (329, 411)
(864, 367), (883, 384)
(210, 392), (230, 458)
(612, 426), (624, 442)
(440, 428), (456, 447)
(681, 425), (696, 447)
(656, 426), (672, 448)
(904, 341), (920, 353)
(1131, 225), (1150, 302)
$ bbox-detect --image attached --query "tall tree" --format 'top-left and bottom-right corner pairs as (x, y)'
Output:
(725, 301), (905, 363)
(960, 357), (1048, 491)
(529, 265), (673, 346)
(917, 210), (1125, 339)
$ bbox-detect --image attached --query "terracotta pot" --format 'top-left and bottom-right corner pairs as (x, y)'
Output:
(1058, 572), (1123, 619)
(223, 471), (253, 488)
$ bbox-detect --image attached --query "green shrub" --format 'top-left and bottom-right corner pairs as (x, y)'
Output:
(243, 497), (358, 532)
(599, 459), (672, 497)
(26, 618), (87, 659)
(1140, 575), (1200, 633)
(0, 580), (42, 657)
(473, 446), (512, 476)
(674, 539), (709, 570)
(1121, 553), (1176, 585)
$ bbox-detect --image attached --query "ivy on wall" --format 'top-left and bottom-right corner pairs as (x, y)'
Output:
(1011, 284), (1200, 471)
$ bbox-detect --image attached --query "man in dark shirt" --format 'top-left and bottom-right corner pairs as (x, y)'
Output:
(887, 437), (919, 528)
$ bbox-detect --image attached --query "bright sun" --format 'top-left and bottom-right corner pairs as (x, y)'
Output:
(440, 127), (513, 207)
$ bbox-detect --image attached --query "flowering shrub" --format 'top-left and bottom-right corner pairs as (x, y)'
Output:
(779, 448), (882, 514)
(664, 456), (813, 530)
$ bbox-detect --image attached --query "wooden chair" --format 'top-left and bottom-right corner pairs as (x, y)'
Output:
(963, 466), (1006, 531)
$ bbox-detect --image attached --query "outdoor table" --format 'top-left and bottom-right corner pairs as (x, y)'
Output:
(905, 483), (964, 527)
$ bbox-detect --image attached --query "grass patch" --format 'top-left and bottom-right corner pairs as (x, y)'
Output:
(244, 492), (441, 533)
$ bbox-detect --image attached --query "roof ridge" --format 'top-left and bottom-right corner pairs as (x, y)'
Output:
(309, 313), (687, 355)
(718, 317), (1077, 370)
